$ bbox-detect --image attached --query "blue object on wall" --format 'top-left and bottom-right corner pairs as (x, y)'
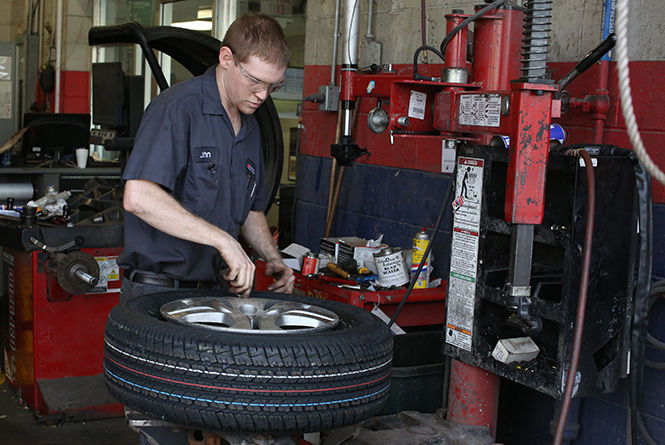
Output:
(294, 155), (454, 278)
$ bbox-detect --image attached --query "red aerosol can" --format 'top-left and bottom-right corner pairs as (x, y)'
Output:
(412, 227), (430, 289)
(301, 252), (319, 276)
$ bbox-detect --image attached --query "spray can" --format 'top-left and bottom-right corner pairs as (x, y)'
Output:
(301, 252), (319, 276)
(412, 227), (431, 289)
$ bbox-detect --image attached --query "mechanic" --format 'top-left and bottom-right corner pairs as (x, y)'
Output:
(118, 12), (295, 305)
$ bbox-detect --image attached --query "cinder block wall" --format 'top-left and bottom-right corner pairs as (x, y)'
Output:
(305, 0), (663, 64)
(0, 1), (24, 42)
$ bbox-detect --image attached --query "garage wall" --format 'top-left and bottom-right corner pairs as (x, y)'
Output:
(2, 0), (92, 114)
(59, 0), (92, 113)
(305, 0), (664, 65)
(0, 1), (24, 43)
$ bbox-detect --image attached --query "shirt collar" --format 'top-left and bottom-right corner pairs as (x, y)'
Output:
(201, 65), (251, 139)
(202, 66), (225, 116)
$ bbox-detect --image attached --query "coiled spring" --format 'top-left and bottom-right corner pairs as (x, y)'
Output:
(520, 0), (553, 82)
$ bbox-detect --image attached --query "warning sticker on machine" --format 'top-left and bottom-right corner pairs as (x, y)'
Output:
(89, 256), (120, 293)
(452, 158), (483, 232)
(459, 94), (501, 127)
(446, 157), (484, 351)
(408, 90), (427, 120)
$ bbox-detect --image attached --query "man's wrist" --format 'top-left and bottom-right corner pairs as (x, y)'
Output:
(264, 255), (284, 264)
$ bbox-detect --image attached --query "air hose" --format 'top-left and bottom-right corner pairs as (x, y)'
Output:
(552, 148), (597, 445)
(553, 144), (653, 445)
(387, 171), (455, 328)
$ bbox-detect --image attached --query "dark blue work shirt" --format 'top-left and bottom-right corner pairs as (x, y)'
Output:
(118, 66), (267, 281)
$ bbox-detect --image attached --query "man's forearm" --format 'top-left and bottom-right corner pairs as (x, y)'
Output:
(124, 179), (256, 295)
(241, 210), (295, 293)
(123, 179), (234, 252)
(240, 210), (282, 262)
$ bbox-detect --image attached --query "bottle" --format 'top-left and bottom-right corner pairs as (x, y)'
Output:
(412, 227), (431, 289)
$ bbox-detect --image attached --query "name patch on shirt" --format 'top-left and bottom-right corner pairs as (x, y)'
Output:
(193, 147), (217, 163)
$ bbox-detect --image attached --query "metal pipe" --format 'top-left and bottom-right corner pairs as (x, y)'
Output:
(447, 360), (500, 438)
(73, 266), (99, 287)
(342, 105), (354, 135)
(325, 97), (361, 237)
(591, 61), (610, 144)
(330, 0), (342, 85)
(38, 0), (43, 71)
(366, 0), (375, 40)
(593, 0), (615, 144)
(340, 0), (360, 139)
(342, 0), (359, 66)
(55, 0), (62, 112)
(553, 149), (596, 445)
(324, 102), (345, 237)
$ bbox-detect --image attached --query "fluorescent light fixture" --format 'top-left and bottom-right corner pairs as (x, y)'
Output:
(171, 20), (212, 31)
(197, 8), (213, 19)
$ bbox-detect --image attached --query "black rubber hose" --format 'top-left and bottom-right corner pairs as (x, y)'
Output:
(388, 169), (455, 328)
(645, 281), (665, 361)
(629, 159), (653, 445)
(412, 0), (507, 81)
(636, 411), (659, 445)
(438, 0), (508, 57)
(39, 64), (55, 94)
(554, 144), (654, 445)
(412, 45), (445, 81)
(553, 149), (596, 445)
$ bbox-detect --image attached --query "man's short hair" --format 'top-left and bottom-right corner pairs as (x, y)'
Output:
(222, 12), (291, 68)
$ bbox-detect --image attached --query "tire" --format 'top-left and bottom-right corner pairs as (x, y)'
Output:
(255, 97), (284, 212)
(104, 290), (393, 434)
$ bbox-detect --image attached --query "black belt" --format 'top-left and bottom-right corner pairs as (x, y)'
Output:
(129, 271), (217, 289)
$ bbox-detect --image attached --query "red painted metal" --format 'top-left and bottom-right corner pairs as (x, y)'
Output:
(341, 68), (356, 102)
(349, 73), (410, 99)
(389, 80), (441, 133)
(4, 247), (124, 417)
(432, 88), (510, 136)
(505, 83), (557, 224)
(593, 60), (610, 144)
(60, 70), (91, 113)
(254, 260), (446, 327)
(300, 60), (665, 203)
(447, 359), (500, 438)
(294, 274), (446, 327)
(443, 13), (469, 71)
(472, 7), (524, 91)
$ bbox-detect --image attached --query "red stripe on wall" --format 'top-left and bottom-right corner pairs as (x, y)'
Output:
(59, 70), (90, 114)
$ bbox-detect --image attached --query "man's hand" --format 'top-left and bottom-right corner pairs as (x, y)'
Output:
(265, 259), (295, 293)
(218, 235), (256, 297)
(124, 180), (256, 297)
(240, 210), (295, 294)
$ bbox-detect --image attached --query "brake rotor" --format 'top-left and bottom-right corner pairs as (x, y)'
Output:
(54, 251), (100, 295)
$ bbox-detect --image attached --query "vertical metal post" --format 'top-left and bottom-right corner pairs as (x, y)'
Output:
(340, 0), (360, 136)
(447, 359), (500, 438)
(213, 0), (238, 41)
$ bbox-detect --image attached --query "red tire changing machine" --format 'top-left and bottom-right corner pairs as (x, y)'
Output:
(1, 183), (124, 422)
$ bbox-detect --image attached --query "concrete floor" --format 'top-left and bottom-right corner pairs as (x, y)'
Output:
(0, 379), (138, 445)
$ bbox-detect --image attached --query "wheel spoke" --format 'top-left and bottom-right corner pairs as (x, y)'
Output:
(160, 297), (340, 334)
